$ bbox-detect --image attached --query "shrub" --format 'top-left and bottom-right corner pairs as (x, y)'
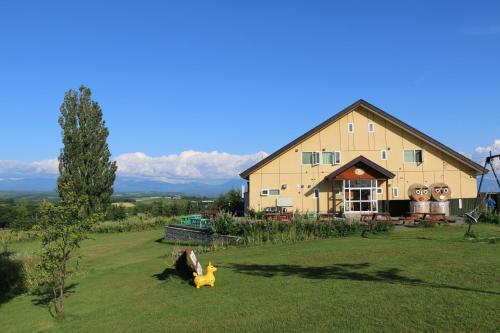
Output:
(0, 252), (27, 302)
(212, 218), (364, 245)
(91, 216), (176, 233)
(479, 212), (500, 225)
(211, 212), (237, 235)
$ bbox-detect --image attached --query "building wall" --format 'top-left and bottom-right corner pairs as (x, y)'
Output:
(247, 105), (478, 213)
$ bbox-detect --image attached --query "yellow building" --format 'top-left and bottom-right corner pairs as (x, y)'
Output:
(240, 100), (484, 216)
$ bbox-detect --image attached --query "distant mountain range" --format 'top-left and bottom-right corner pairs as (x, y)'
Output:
(0, 175), (246, 197)
(1, 175), (498, 196)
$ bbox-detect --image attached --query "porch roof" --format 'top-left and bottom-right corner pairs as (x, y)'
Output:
(325, 155), (396, 180)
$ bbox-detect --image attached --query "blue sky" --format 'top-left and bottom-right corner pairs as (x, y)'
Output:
(0, 1), (499, 181)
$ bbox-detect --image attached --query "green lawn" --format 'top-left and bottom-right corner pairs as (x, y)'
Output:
(1, 224), (499, 332)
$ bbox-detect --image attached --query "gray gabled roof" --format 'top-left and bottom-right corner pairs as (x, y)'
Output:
(240, 99), (484, 179)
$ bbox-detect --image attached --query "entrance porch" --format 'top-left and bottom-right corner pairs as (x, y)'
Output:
(324, 156), (395, 215)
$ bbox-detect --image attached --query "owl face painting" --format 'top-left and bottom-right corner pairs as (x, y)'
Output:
(430, 183), (451, 201)
(408, 184), (431, 202)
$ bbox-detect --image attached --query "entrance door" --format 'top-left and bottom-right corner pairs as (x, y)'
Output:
(343, 180), (378, 214)
(333, 187), (342, 213)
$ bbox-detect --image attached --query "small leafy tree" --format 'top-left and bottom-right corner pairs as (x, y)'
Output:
(215, 189), (244, 216)
(35, 193), (98, 314)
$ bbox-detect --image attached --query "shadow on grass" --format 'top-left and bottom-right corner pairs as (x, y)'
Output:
(31, 283), (78, 307)
(152, 251), (194, 285)
(0, 252), (26, 306)
(152, 268), (194, 286)
(226, 262), (500, 296)
(30, 283), (78, 317)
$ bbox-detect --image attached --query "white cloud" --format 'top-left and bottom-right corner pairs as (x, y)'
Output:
(115, 150), (268, 183)
(0, 158), (58, 177)
(473, 139), (500, 174)
(0, 151), (268, 183)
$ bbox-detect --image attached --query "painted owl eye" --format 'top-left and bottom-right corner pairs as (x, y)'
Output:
(444, 188), (449, 193)
(423, 189), (428, 194)
(416, 190), (421, 195)
(435, 188), (441, 193)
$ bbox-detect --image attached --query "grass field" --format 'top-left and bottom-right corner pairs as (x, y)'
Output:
(1, 224), (499, 332)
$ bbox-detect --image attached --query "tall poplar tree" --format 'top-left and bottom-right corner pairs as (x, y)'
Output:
(57, 86), (117, 216)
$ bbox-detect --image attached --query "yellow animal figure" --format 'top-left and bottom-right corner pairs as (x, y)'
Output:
(193, 262), (217, 288)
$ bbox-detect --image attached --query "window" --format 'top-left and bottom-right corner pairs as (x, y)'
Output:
(334, 151), (341, 164)
(269, 189), (280, 196)
(322, 151), (341, 165)
(314, 188), (320, 198)
(322, 152), (333, 165)
(415, 150), (423, 163)
(392, 187), (399, 198)
(260, 189), (269, 196)
(404, 149), (424, 163)
(302, 152), (320, 165)
(343, 179), (378, 213)
(376, 188), (383, 195)
(381, 149), (387, 160)
(368, 123), (375, 132)
(347, 123), (354, 133)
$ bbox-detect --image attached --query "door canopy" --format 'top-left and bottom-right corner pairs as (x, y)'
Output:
(325, 156), (395, 181)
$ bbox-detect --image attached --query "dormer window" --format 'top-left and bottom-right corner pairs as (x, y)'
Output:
(368, 123), (375, 132)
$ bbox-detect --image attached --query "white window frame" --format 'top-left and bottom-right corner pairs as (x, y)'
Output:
(312, 151), (320, 165)
(302, 151), (321, 165)
(404, 149), (424, 163)
(322, 151), (341, 165)
(334, 151), (341, 164)
(260, 189), (269, 196)
(314, 188), (320, 198)
(392, 187), (399, 198)
(322, 151), (333, 165)
(381, 149), (387, 160)
(368, 123), (375, 132)
(347, 123), (354, 133)
(342, 179), (379, 213)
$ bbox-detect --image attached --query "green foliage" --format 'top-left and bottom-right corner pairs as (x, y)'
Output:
(0, 203), (40, 230)
(211, 211), (236, 235)
(34, 199), (99, 314)
(247, 208), (264, 220)
(215, 189), (244, 216)
(57, 86), (117, 217)
(211, 215), (364, 245)
(132, 199), (200, 217)
(105, 205), (128, 221)
(361, 220), (395, 237)
(0, 229), (38, 245)
(479, 212), (500, 224)
(91, 216), (175, 233)
(0, 252), (26, 302)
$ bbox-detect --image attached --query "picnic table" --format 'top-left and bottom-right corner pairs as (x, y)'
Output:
(404, 212), (456, 226)
(263, 213), (293, 221)
(360, 212), (392, 223)
(319, 213), (335, 221)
